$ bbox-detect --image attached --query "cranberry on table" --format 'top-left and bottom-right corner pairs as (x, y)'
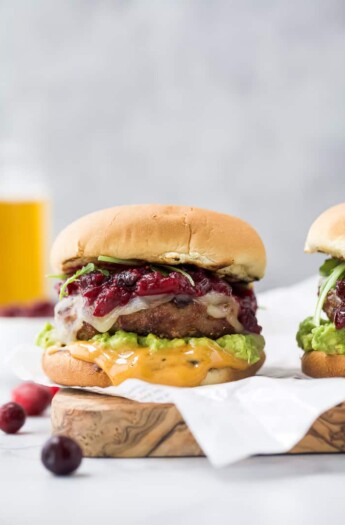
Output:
(47, 386), (60, 398)
(12, 382), (52, 416)
(41, 436), (83, 476)
(0, 300), (55, 318)
(0, 402), (26, 434)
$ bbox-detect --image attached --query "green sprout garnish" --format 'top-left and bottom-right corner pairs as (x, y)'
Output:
(46, 273), (67, 280)
(150, 265), (169, 276)
(59, 263), (96, 300)
(319, 258), (340, 277)
(98, 255), (195, 285)
(313, 261), (345, 326)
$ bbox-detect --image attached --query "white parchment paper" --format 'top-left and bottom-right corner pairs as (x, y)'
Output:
(8, 277), (345, 467)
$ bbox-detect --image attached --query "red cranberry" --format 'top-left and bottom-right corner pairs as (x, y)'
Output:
(0, 305), (23, 317)
(26, 300), (55, 317)
(0, 300), (55, 318)
(0, 402), (26, 434)
(12, 383), (52, 416)
(41, 436), (83, 476)
(46, 386), (60, 399)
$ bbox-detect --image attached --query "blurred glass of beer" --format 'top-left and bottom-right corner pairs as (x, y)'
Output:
(0, 146), (50, 306)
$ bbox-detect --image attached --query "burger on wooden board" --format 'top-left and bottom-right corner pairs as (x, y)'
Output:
(36, 204), (266, 387)
(297, 203), (345, 377)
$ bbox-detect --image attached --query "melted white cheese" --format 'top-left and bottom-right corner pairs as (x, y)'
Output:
(54, 295), (85, 344)
(81, 295), (174, 333)
(196, 292), (243, 332)
(55, 294), (173, 343)
(54, 291), (243, 343)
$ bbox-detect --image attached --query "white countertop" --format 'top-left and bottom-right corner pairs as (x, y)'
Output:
(1, 409), (345, 525)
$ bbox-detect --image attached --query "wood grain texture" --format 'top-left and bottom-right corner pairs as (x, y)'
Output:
(51, 389), (203, 457)
(290, 403), (345, 454)
(51, 389), (345, 458)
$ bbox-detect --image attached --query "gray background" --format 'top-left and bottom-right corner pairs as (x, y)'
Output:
(1, 0), (345, 289)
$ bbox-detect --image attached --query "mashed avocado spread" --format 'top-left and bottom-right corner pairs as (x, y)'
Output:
(297, 317), (345, 355)
(36, 323), (264, 365)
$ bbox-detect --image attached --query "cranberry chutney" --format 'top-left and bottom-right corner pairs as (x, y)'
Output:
(61, 264), (261, 334)
(324, 279), (345, 330)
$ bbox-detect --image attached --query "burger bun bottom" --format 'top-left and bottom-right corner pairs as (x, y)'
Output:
(42, 348), (266, 388)
(302, 351), (345, 377)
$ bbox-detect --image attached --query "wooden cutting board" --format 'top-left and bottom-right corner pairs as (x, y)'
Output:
(51, 389), (345, 458)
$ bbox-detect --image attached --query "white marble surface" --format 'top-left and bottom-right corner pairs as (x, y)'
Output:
(1, 410), (345, 525)
(2, 280), (345, 522)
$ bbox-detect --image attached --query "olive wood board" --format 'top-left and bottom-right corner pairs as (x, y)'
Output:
(51, 389), (345, 458)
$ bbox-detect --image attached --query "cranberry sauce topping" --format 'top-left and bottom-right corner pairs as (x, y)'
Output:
(232, 283), (260, 334)
(333, 279), (345, 329)
(61, 265), (261, 333)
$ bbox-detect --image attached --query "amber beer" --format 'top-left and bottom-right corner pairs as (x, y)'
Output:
(0, 199), (49, 305)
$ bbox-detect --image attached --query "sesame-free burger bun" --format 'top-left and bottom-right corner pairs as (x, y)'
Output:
(302, 351), (345, 378)
(51, 204), (266, 282)
(42, 347), (266, 388)
(305, 203), (345, 259)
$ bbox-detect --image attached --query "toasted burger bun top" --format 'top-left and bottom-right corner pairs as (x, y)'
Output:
(51, 204), (266, 282)
(305, 203), (345, 259)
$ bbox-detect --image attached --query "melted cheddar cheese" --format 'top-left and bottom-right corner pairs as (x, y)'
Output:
(48, 340), (252, 387)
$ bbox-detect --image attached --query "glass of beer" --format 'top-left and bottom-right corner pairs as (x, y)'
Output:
(0, 163), (50, 307)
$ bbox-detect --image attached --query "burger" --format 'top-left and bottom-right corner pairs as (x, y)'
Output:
(297, 203), (345, 377)
(36, 204), (266, 388)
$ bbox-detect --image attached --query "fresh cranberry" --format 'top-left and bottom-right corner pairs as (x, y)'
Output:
(46, 386), (60, 399)
(26, 300), (55, 317)
(0, 402), (26, 434)
(12, 383), (52, 416)
(0, 300), (55, 318)
(0, 305), (23, 317)
(41, 436), (83, 476)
